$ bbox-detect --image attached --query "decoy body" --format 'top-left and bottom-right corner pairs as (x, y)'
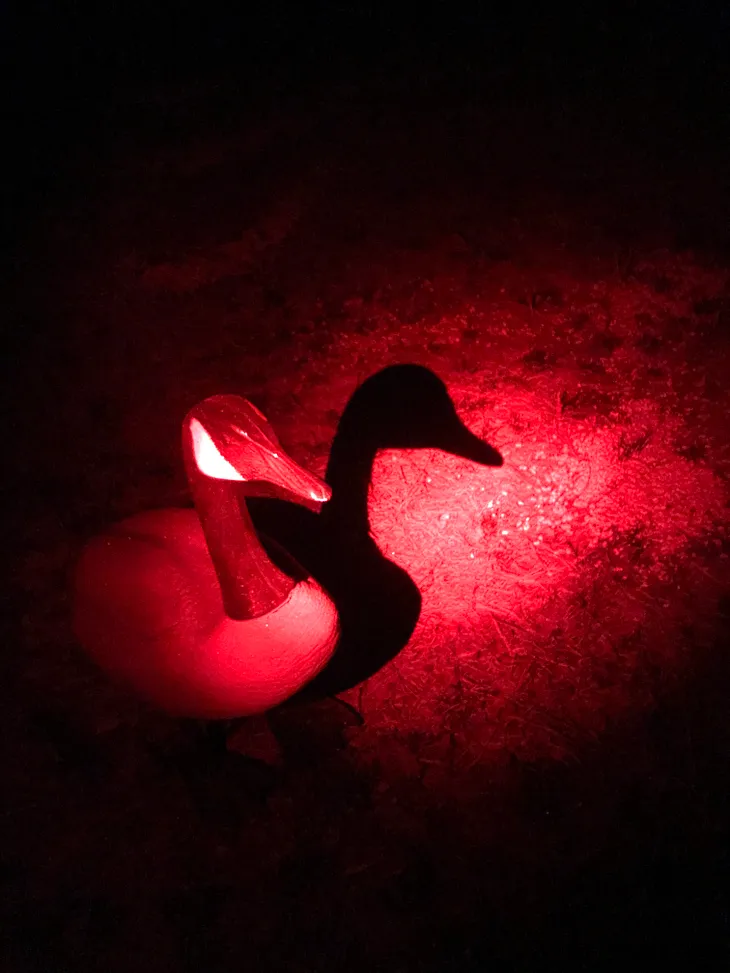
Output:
(72, 395), (339, 719)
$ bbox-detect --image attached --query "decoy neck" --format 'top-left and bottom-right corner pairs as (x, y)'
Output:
(182, 394), (331, 621)
(324, 364), (503, 532)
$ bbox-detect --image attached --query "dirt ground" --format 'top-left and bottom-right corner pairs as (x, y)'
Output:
(4, 41), (730, 972)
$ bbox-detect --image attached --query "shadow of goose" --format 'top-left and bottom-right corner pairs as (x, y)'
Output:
(251, 364), (503, 699)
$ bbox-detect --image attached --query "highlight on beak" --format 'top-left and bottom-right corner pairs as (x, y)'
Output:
(309, 483), (332, 505)
(289, 471), (331, 512)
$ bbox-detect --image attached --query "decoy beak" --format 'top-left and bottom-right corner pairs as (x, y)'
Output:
(243, 451), (332, 513)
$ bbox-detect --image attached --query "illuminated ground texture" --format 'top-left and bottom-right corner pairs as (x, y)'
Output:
(5, 79), (730, 970)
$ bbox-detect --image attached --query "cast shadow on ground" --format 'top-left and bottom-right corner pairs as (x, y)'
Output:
(250, 363), (503, 700)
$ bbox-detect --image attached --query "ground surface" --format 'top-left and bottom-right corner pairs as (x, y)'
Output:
(4, 60), (730, 971)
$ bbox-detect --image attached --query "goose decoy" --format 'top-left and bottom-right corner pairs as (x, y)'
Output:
(250, 364), (504, 698)
(72, 395), (339, 720)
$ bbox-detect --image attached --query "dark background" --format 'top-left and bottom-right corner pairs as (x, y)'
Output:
(7, 2), (729, 216)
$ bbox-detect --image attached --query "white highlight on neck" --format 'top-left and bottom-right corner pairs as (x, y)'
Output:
(190, 418), (244, 481)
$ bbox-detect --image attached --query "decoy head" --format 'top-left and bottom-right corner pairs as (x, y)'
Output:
(333, 364), (503, 467)
(183, 395), (331, 512)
